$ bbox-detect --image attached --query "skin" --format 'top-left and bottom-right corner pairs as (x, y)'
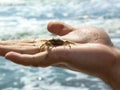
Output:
(0, 21), (120, 90)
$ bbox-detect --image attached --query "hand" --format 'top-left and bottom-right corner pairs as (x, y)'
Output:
(0, 21), (117, 77)
(0, 21), (120, 89)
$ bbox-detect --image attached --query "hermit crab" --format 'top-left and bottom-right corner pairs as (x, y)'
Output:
(40, 38), (75, 51)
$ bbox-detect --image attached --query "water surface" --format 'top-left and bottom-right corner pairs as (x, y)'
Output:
(0, 0), (120, 90)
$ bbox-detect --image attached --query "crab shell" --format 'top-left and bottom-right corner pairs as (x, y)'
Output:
(40, 38), (75, 51)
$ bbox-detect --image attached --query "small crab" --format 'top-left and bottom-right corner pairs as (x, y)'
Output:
(40, 38), (75, 51)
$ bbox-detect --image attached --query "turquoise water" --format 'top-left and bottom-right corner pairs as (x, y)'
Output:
(0, 0), (120, 90)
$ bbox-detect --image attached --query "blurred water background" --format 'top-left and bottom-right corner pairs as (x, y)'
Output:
(0, 0), (120, 90)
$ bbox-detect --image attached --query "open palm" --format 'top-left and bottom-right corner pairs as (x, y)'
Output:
(0, 21), (116, 74)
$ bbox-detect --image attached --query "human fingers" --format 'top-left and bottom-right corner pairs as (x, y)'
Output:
(0, 39), (36, 45)
(0, 45), (40, 56)
(4, 44), (77, 67)
(47, 21), (75, 36)
(0, 38), (50, 56)
(5, 51), (49, 67)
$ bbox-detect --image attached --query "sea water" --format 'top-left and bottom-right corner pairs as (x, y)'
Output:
(0, 0), (120, 90)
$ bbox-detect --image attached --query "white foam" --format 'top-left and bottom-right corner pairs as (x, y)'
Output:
(0, 0), (119, 90)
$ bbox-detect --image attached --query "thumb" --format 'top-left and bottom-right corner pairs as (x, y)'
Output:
(47, 21), (75, 36)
